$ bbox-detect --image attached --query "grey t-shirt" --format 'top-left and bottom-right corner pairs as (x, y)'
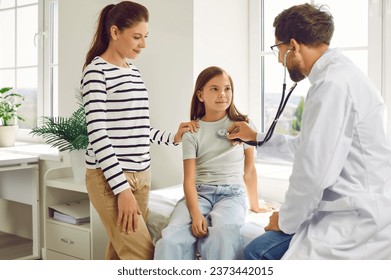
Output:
(182, 115), (252, 185)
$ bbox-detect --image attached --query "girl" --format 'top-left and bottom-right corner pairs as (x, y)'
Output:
(154, 66), (268, 260)
(81, 1), (196, 260)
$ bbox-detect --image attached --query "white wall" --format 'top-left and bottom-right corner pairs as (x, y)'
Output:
(57, 0), (250, 189)
(57, 0), (108, 116)
(136, 0), (194, 189)
(194, 0), (250, 114)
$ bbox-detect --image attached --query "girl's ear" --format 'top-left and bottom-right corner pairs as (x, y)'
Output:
(197, 90), (204, 102)
(110, 25), (119, 40)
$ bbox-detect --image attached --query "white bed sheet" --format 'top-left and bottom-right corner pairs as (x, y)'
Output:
(147, 184), (280, 249)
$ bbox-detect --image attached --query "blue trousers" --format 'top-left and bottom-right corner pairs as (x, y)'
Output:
(154, 184), (247, 260)
(244, 230), (293, 260)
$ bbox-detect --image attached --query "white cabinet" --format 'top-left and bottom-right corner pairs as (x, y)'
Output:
(0, 151), (39, 260)
(44, 167), (107, 260)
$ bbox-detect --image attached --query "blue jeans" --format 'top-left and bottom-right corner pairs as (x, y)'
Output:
(244, 230), (293, 260)
(154, 184), (247, 260)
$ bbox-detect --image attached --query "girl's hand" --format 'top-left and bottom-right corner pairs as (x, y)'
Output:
(191, 212), (208, 238)
(174, 120), (199, 144)
(117, 188), (141, 233)
(251, 203), (276, 213)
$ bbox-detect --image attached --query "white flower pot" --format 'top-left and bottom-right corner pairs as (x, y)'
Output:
(69, 149), (86, 184)
(0, 125), (18, 147)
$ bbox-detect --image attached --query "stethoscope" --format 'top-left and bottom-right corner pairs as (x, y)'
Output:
(217, 49), (298, 146)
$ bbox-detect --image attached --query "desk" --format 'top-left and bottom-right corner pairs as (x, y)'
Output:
(0, 151), (39, 259)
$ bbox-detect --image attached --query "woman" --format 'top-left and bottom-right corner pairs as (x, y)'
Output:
(81, 1), (197, 260)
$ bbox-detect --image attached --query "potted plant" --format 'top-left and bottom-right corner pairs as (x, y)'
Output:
(29, 103), (88, 152)
(30, 92), (88, 182)
(0, 87), (25, 147)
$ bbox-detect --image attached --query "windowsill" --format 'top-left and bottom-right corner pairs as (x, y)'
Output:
(255, 159), (292, 181)
(255, 160), (292, 203)
(0, 142), (63, 162)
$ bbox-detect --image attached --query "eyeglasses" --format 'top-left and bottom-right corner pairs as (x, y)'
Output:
(270, 42), (286, 57)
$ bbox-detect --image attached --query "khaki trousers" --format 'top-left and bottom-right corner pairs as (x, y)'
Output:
(86, 168), (154, 260)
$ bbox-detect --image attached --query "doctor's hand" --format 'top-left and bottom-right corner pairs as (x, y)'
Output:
(264, 211), (281, 232)
(191, 212), (208, 238)
(117, 188), (142, 234)
(226, 122), (257, 144)
(174, 120), (199, 144)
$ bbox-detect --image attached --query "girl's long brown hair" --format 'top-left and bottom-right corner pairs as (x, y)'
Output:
(83, 1), (149, 70)
(190, 66), (249, 123)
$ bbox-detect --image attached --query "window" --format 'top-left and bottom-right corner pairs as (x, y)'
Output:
(45, 0), (58, 117)
(250, 0), (370, 136)
(0, 0), (57, 135)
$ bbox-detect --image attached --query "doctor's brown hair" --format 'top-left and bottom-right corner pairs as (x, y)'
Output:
(273, 3), (334, 47)
(83, 1), (149, 70)
(190, 66), (249, 123)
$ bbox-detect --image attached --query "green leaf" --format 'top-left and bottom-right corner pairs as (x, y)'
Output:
(0, 87), (24, 126)
(30, 90), (88, 152)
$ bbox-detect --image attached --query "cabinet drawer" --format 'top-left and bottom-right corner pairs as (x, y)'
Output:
(46, 222), (90, 259)
(46, 249), (82, 260)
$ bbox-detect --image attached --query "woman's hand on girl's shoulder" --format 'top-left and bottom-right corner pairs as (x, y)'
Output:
(174, 120), (199, 144)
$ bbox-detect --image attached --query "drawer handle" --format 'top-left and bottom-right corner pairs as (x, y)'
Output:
(61, 238), (75, 244)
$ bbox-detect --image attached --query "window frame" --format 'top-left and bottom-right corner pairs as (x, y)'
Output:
(15, 0), (57, 141)
(378, 0), (391, 139)
(0, 0), (41, 137)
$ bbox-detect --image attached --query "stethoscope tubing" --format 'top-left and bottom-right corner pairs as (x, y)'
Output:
(249, 48), (298, 147)
(220, 49), (298, 147)
(245, 82), (297, 147)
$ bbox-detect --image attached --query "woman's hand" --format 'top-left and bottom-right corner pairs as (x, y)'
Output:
(174, 120), (199, 144)
(191, 212), (208, 238)
(117, 188), (141, 233)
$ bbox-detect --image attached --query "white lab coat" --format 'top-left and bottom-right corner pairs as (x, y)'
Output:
(257, 48), (391, 259)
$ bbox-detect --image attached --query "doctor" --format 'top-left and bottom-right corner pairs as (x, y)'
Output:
(228, 3), (391, 259)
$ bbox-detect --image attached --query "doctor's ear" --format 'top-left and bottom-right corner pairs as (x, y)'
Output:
(290, 39), (300, 53)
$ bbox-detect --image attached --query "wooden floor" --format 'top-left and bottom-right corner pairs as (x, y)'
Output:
(0, 231), (33, 260)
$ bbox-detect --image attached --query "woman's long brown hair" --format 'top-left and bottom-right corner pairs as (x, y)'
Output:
(83, 1), (149, 70)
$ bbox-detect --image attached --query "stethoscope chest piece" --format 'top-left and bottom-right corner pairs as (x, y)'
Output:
(217, 128), (228, 138)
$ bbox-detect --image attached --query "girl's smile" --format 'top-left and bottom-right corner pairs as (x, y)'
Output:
(197, 73), (233, 121)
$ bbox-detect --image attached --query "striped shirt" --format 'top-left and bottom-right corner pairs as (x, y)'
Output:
(81, 56), (175, 195)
